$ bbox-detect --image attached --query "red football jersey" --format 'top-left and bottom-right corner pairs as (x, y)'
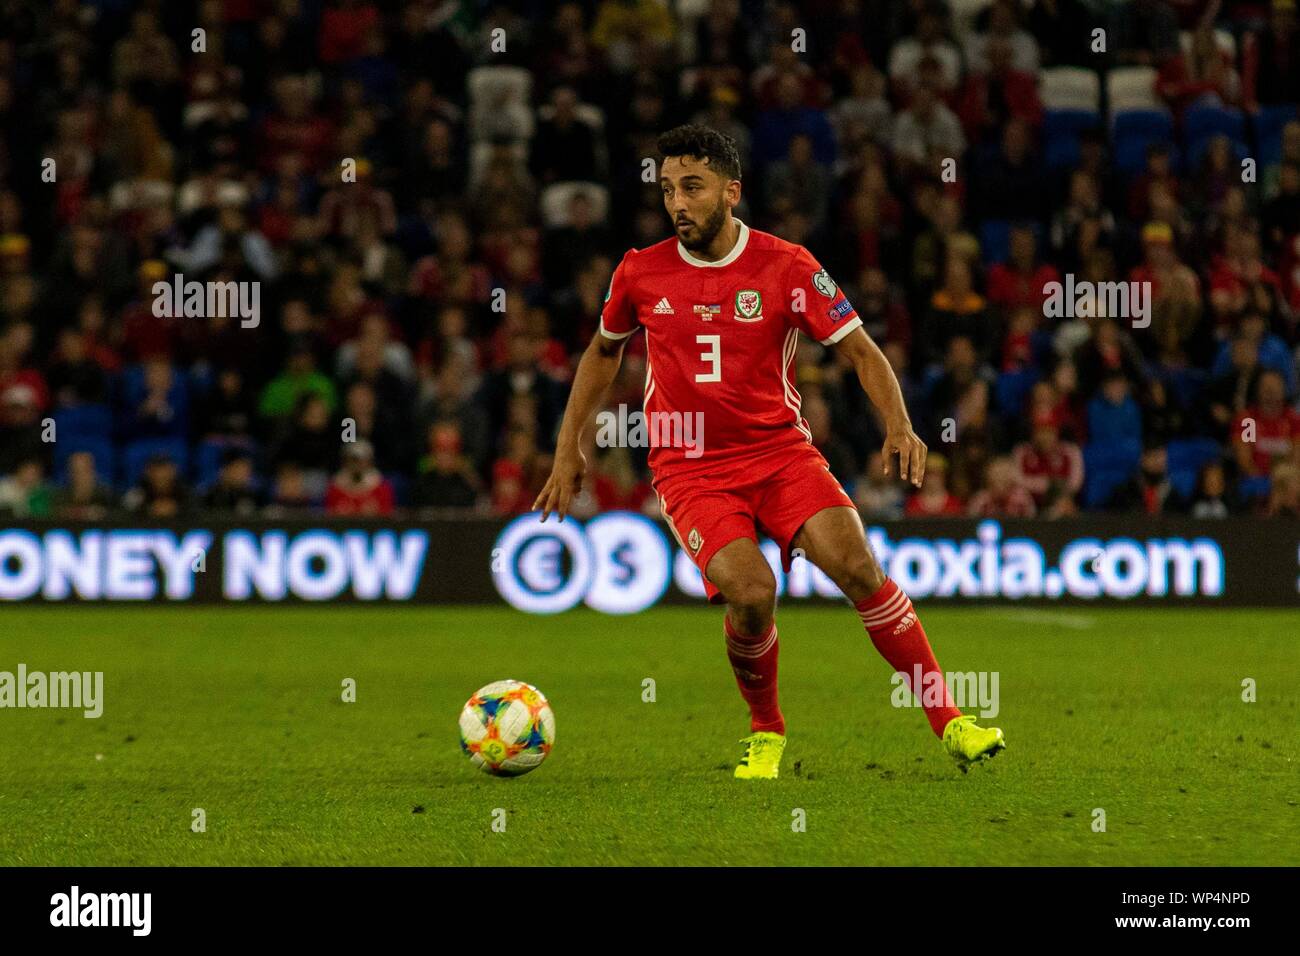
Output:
(1233, 406), (1300, 474)
(600, 220), (862, 479)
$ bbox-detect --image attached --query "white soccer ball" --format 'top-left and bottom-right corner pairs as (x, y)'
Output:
(458, 680), (556, 776)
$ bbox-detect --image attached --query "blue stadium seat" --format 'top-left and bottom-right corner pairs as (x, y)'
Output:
(194, 437), (258, 490)
(53, 403), (112, 440)
(195, 440), (224, 488)
(980, 219), (1012, 264)
(1237, 475), (1271, 501)
(52, 436), (115, 486)
(1044, 133), (1082, 169)
(188, 364), (216, 394)
(918, 364), (949, 405)
(1254, 103), (1299, 163)
(1115, 137), (1184, 175)
(1111, 109), (1175, 175)
(1165, 438), (1222, 501)
(1184, 135), (1248, 172)
(122, 438), (189, 488)
(1083, 468), (1135, 510)
(1163, 366), (1209, 411)
(1083, 439), (1141, 509)
(1112, 109), (1173, 142)
(385, 472), (410, 507)
(1085, 438), (1141, 472)
(117, 363), (190, 439)
(1043, 108), (1101, 138)
(1184, 104), (1246, 146)
(996, 368), (1041, 418)
(979, 220), (1044, 265)
(118, 364), (147, 402)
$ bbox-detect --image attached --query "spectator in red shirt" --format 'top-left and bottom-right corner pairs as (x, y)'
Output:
(1208, 224), (1282, 332)
(316, 159), (397, 241)
(1022, 379), (1083, 445)
(319, 1), (381, 65)
(589, 444), (654, 514)
(73, 297), (122, 374)
(1000, 306), (1040, 372)
(752, 42), (826, 112)
(120, 260), (180, 363)
(491, 426), (543, 516)
(1126, 143), (1179, 223)
(1012, 412), (1084, 516)
(1233, 369), (1300, 477)
(968, 456), (1037, 517)
(987, 224), (1060, 312)
(1279, 232), (1300, 317)
(325, 439), (395, 516)
(904, 454), (965, 516)
(1156, 23), (1240, 116)
(257, 75), (336, 175)
(256, 174), (306, 248)
(0, 324), (50, 414)
(957, 36), (1043, 145)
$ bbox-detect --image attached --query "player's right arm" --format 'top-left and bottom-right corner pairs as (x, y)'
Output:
(533, 332), (626, 521)
(533, 253), (639, 521)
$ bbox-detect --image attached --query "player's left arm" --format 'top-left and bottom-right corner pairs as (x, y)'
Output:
(786, 250), (926, 486)
(833, 327), (926, 487)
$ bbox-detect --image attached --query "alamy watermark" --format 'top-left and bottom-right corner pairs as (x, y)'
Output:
(891, 666), (999, 718)
(0, 664), (103, 718)
(151, 273), (260, 327)
(50, 886), (150, 936)
(1043, 275), (1151, 329)
(595, 404), (704, 459)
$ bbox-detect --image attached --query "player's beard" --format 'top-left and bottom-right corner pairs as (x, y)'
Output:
(676, 197), (728, 252)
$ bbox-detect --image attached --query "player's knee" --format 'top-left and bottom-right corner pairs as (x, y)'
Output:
(731, 577), (776, 612)
(837, 551), (886, 600)
(727, 576), (776, 630)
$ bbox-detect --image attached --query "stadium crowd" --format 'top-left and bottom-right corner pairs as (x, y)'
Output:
(0, 0), (1298, 521)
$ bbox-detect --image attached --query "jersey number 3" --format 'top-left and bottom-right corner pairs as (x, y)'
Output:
(696, 334), (721, 383)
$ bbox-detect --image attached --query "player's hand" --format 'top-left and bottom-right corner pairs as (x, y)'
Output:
(882, 424), (927, 488)
(532, 447), (586, 522)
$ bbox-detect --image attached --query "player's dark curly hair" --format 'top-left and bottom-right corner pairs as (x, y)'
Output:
(657, 124), (742, 182)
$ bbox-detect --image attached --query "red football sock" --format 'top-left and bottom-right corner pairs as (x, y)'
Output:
(854, 578), (962, 737)
(724, 616), (785, 734)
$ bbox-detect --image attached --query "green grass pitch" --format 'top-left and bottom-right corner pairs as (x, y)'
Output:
(0, 606), (1296, 866)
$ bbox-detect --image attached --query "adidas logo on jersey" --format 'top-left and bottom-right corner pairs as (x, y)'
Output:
(652, 297), (674, 314)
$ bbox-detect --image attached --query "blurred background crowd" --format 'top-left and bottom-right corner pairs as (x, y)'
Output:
(0, 0), (1298, 521)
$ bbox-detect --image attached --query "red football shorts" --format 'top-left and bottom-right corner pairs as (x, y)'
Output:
(652, 441), (855, 604)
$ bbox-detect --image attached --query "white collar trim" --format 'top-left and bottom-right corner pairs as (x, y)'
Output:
(676, 218), (749, 268)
